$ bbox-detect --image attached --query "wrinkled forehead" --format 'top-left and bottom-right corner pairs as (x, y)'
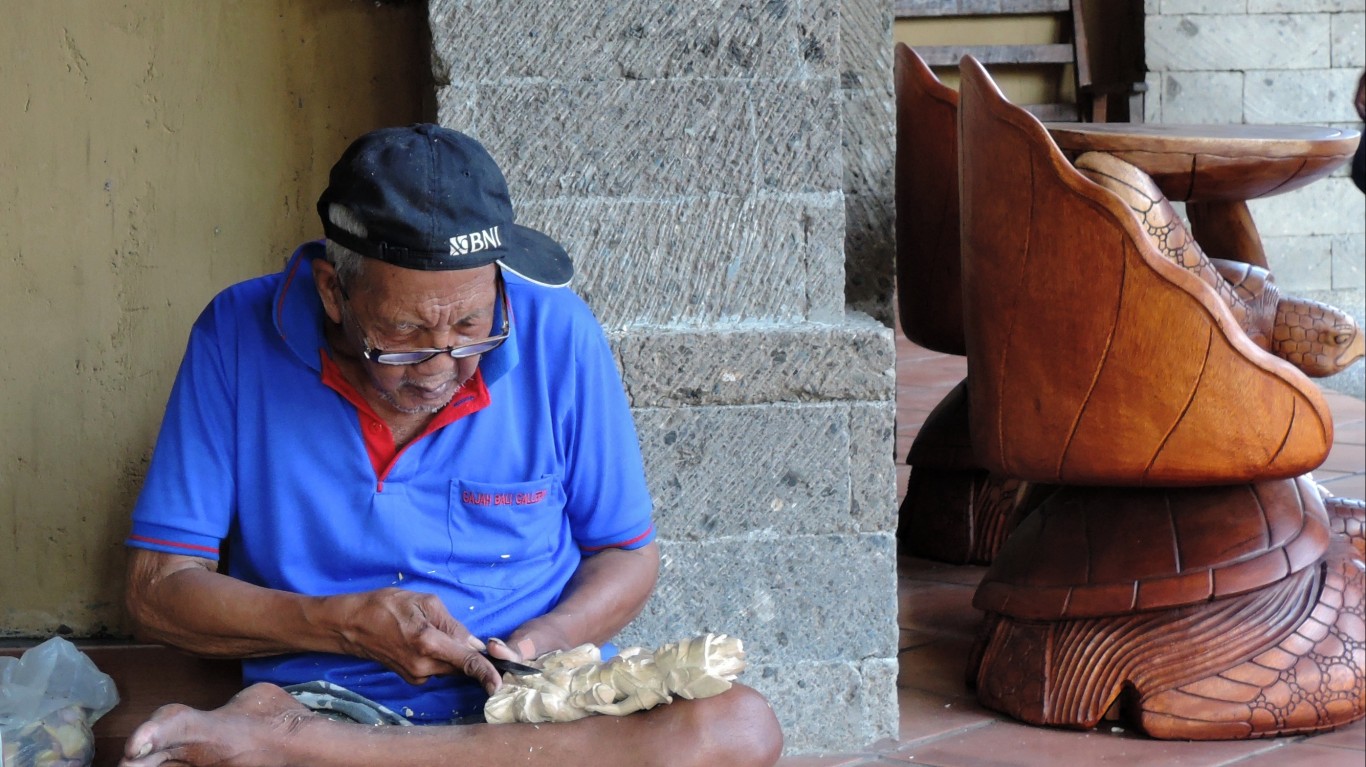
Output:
(352, 259), (499, 314)
(352, 257), (497, 295)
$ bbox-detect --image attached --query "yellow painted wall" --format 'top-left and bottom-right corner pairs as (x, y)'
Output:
(893, 2), (1142, 113)
(1, 0), (430, 637)
(894, 14), (1074, 106)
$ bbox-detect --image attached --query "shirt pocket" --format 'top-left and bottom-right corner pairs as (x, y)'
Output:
(448, 475), (566, 590)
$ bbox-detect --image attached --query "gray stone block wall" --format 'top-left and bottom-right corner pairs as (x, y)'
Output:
(1144, 2), (1366, 396)
(430, 1), (897, 753)
(842, 0), (897, 325)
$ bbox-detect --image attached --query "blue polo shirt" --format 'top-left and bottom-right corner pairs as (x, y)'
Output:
(126, 241), (655, 721)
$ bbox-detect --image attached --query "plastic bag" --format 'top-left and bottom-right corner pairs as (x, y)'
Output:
(1, 637), (119, 767)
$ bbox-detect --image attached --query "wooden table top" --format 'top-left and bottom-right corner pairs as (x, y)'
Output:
(1043, 122), (1361, 202)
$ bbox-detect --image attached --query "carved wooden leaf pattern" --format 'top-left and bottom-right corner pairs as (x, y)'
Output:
(956, 57), (1332, 486)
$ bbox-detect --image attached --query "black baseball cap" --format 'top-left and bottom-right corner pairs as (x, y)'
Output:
(316, 124), (573, 287)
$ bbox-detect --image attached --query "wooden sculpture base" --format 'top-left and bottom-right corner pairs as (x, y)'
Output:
(968, 478), (1366, 740)
(898, 380), (1047, 564)
(899, 467), (1025, 564)
(1327, 495), (1366, 557)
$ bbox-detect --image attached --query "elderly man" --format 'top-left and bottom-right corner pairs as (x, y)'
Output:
(120, 124), (782, 767)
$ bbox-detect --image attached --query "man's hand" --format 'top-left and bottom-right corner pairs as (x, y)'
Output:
(322, 588), (502, 693)
(488, 543), (662, 665)
(486, 614), (575, 664)
(128, 551), (503, 693)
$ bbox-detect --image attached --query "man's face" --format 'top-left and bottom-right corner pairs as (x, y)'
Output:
(319, 258), (500, 415)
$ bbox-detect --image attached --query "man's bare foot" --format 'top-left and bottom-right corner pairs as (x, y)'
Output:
(119, 682), (783, 767)
(120, 683), (313, 767)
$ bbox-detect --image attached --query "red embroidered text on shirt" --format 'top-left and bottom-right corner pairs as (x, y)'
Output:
(462, 490), (548, 507)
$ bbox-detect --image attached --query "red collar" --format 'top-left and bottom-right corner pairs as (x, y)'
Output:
(319, 351), (491, 487)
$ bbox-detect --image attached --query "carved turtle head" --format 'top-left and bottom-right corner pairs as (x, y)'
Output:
(1272, 298), (1365, 377)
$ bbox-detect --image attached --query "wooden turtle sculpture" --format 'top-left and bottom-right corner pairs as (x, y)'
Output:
(899, 380), (1050, 564)
(1076, 150), (1366, 378)
(893, 43), (1041, 564)
(1325, 493), (1366, 558)
(955, 55), (1335, 488)
(970, 475), (1366, 739)
(954, 53), (1365, 742)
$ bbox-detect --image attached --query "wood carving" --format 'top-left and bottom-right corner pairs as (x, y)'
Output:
(1186, 200), (1272, 270)
(894, 44), (1042, 564)
(484, 635), (744, 725)
(971, 477), (1365, 738)
(974, 476), (1332, 622)
(956, 54), (1365, 740)
(894, 42), (964, 356)
(974, 541), (1363, 738)
(956, 56), (1333, 487)
(1045, 122), (1360, 271)
(1042, 123), (1361, 204)
(1326, 494), (1366, 557)
(899, 380), (1047, 563)
(1075, 151), (1365, 377)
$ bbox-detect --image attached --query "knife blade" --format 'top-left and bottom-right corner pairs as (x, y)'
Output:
(482, 652), (541, 676)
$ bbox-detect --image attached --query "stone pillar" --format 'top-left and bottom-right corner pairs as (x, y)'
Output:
(429, 1), (898, 753)
(1144, 0), (1366, 397)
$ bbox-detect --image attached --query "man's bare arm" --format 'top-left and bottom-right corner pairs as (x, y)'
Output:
(126, 549), (316, 658)
(493, 541), (661, 660)
(125, 549), (501, 690)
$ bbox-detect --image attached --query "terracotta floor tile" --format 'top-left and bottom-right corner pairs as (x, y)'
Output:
(898, 581), (982, 640)
(896, 686), (999, 745)
(899, 628), (945, 651)
(877, 719), (1286, 767)
(1318, 471), (1366, 500)
(896, 638), (976, 699)
(897, 372), (967, 394)
(1321, 443), (1366, 474)
(1213, 742), (1366, 766)
(898, 556), (988, 588)
(1322, 391), (1366, 427)
(896, 342), (950, 365)
(1302, 719), (1366, 750)
(1330, 417), (1366, 445)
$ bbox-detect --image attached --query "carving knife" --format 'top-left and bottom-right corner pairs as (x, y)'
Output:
(482, 652), (541, 676)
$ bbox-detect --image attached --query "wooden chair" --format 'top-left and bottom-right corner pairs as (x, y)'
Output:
(895, 43), (964, 356)
(955, 53), (1364, 740)
(955, 55), (1332, 486)
(894, 43), (1040, 564)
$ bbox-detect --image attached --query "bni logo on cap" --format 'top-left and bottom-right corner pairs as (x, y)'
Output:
(449, 225), (503, 257)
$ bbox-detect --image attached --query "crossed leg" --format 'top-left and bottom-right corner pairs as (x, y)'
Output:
(120, 681), (783, 767)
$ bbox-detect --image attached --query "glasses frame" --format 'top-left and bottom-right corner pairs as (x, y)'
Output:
(339, 270), (511, 366)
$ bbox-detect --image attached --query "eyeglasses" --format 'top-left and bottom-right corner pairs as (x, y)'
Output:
(339, 271), (511, 366)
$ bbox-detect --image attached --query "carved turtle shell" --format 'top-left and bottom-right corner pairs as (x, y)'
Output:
(973, 475), (1330, 620)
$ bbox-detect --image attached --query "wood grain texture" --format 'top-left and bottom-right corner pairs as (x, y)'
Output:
(956, 55), (1333, 486)
(1074, 151), (1365, 378)
(973, 476), (1330, 620)
(895, 43), (966, 356)
(1044, 122), (1361, 203)
(899, 378), (1047, 564)
(972, 536), (1364, 738)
